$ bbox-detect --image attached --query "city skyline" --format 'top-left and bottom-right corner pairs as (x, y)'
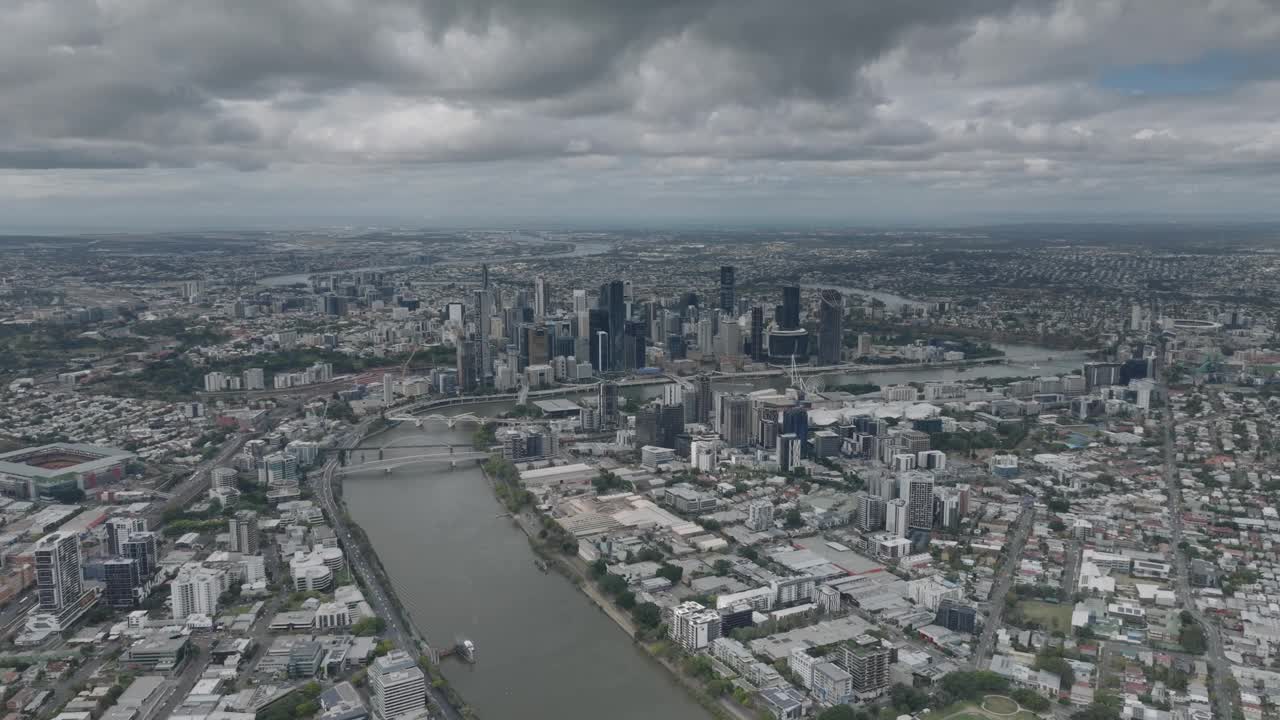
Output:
(4, 1), (1280, 230)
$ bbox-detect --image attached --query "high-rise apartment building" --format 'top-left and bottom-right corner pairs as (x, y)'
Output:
(242, 367), (266, 391)
(34, 532), (87, 615)
(106, 516), (147, 556)
(122, 532), (159, 581)
(900, 471), (935, 530)
(746, 500), (775, 532)
(670, 601), (722, 652)
(856, 494), (886, 532)
(840, 637), (892, 698)
(370, 650), (427, 719)
(229, 510), (260, 555)
(171, 566), (224, 619)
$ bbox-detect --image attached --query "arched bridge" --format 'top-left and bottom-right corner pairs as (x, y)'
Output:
(338, 450), (491, 475)
(387, 413), (540, 429)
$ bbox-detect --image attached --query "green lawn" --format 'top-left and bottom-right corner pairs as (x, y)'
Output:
(983, 697), (1018, 715)
(1019, 600), (1073, 632)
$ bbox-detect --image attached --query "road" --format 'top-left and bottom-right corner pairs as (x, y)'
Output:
(1061, 535), (1083, 603)
(316, 420), (464, 720)
(973, 503), (1037, 668)
(1158, 386), (1237, 720)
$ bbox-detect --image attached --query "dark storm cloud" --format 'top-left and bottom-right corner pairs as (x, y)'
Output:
(2, 0), (1280, 224)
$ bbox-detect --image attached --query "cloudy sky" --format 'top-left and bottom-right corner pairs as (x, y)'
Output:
(4, 0), (1280, 231)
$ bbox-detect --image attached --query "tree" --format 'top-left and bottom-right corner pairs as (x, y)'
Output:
(600, 573), (628, 596)
(713, 559), (733, 576)
(632, 602), (661, 628)
(1072, 701), (1121, 720)
(657, 563), (684, 584)
(589, 558), (608, 578)
(351, 616), (386, 636)
(1036, 653), (1076, 690)
(1013, 688), (1052, 711)
(617, 591), (637, 610)
(1047, 497), (1070, 513)
(1180, 621), (1208, 654)
(889, 684), (929, 713)
(784, 507), (804, 529)
(817, 706), (858, 720)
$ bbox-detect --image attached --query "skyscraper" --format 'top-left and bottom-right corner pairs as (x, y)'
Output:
(691, 374), (714, 424)
(719, 266), (735, 315)
(750, 306), (765, 361)
(781, 286), (801, 330)
(598, 381), (620, 428)
(817, 289), (843, 365)
(456, 335), (484, 392)
(534, 277), (550, 318)
(599, 280), (626, 371)
(769, 286), (809, 361)
(717, 393), (751, 448)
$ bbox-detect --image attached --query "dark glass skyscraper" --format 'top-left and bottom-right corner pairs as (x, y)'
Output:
(817, 289), (843, 365)
(719, 266), (735, 315)
(599, 280), (626, 371)
(781, 286), (801, 330)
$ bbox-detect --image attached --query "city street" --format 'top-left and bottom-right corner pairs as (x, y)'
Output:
(973, 504), (1037, 668)
(1158, 389), (1237, 720)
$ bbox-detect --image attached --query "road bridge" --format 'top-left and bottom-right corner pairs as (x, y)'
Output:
(347, 441), (473, 451)
(386, 413), (542, 428)
(337, 450), (490, 475)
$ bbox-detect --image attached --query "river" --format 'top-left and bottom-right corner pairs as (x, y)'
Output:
(341, 342), (1088, 720)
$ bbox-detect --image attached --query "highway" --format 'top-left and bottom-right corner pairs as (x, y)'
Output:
(1158, 385), (1237, 720)
(316, 420), (464, 720)
(972, 503), (1037, 668)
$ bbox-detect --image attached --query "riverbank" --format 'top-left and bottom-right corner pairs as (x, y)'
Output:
(480, 463), (750, 720)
